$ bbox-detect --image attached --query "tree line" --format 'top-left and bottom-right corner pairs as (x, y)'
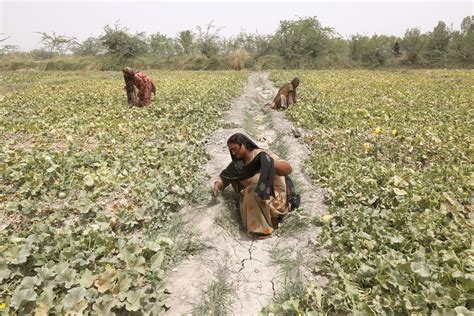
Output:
(1, 16), (472, 70)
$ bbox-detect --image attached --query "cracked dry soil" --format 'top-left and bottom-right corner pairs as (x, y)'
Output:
(164, 72), (328, 315)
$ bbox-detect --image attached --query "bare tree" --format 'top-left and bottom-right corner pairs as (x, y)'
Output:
(35, 31), (79, 55)
(0, 33), (10, 43)
(0, 33), (18, 55)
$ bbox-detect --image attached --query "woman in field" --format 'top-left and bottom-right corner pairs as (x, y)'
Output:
(213, 133), (299, 239)
(122, 67), (156, 108)
(270, 77), (300, 110)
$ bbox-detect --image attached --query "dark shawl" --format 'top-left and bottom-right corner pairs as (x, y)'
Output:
(219, 137), (275, 200)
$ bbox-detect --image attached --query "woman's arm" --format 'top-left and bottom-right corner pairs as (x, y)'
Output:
(212, 176), (230, 196)
(274, 160), (292, 176)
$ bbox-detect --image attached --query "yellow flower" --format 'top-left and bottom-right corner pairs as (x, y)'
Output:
(363, 143), (374, 154)
(322, 214), (333, 224)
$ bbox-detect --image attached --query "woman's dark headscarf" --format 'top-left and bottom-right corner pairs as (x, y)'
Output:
(123, 67), (137, 79)
(226, 133), (259, 162)
(220, 133), (275, 200)
(291, 77), (300, 88)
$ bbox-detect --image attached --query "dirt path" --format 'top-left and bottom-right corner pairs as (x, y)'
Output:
(164, 72), (328, 315)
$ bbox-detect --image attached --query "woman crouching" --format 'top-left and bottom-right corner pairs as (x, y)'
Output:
(213, 133), (298, 239)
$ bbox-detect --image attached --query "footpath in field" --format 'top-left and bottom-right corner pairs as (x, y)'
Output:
(165, 72), (328, 315)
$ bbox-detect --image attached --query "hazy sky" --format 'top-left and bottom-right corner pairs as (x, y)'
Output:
(1, 0), (472, 51)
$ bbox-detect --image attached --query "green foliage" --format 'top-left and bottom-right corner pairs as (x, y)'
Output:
(100, 22), (148, 66)
(178, 30), (194, 55)
(350, 34), (399, 68)
(193, 267), (234, 315)
(0, 70), (247, 313)
(423, 21), (452, 65)
(2, 16), (473, 70)
(195, 22), (222, 59)
(256, 55), (284, 70)
(269, 70), (474, 314)
(271, 17), (338, 68)
(149, 33), (177, 57)
(73, 36), (105, 56)
(401, 28), (427, 65)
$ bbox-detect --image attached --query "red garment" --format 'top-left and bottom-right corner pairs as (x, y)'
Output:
(132, 72), (155, 107)
(123, 68), (156, 108)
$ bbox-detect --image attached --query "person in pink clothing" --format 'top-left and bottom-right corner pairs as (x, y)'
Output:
(122, 67), (156, 108)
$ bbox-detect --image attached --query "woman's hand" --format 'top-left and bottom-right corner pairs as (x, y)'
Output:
(213, 180), (223, 196)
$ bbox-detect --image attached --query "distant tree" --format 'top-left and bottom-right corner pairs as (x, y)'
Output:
(222, 32), (258, 54)
(73, 36), (105, 56)
(253, 34), (274, 58)
(35, 31), (78, 56)
(0, 33), (18, 55)
(448, 16), (474, 65)
(0, 34), (10, 43)
(195, 21), (222, 58)
(431, 21), (451, 52)
(325, 37), (350, 66)
(177, 30), (193, 54)
(423, 21), (452, 65)
(401, 28), (427, 65)
(100, 21), (148, 63)
(149, 33), (176, 57)
(460, 16), (473, 34)
(0, 45), (18, 55)
(271, 17), (336, 68)
(349, 34), (398, 67)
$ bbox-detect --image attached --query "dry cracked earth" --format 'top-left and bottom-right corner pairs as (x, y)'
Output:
(165, 72), (328, 315)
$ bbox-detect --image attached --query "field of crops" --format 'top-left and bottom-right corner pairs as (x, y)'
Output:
(0, 70), (247, 314)
(1, 69), (472, 314)
(270, 70), (473, 314)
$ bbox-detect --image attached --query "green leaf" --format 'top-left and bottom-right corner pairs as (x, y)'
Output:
(94, 267), (117, 294)
(125, 290), (145, 312)
(393, 187), (407, 196)
(78, 268), (95, 288)
(410, 262), (431, 278)
(20, 276), (41, 289)
(459, 273), (474, 290)
(92, 294), (118, 315)
(0, 262), (11, 282)
(84, 174), (94, 187)
(389, 235), (405, 244)
(10, 288), (37, 309)
(112, 272), (131, 294)
(36, 263), (57, 283)
(64, 287), (88, 314)
(54, 262), (77, 288)
(150, 252), (164, 270)
(34, 287), (55, 316)
(6, 244), (31, 265)
(123, 254), (146, 274)
(454, 306), (474, 316)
